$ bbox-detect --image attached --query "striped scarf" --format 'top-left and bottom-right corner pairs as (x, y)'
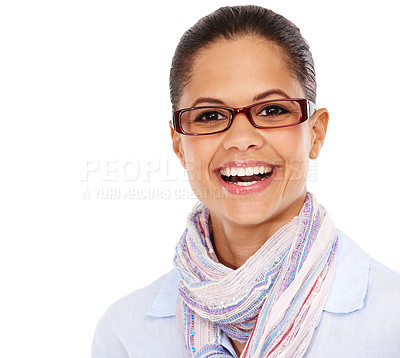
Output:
(174, 193), (338, 357)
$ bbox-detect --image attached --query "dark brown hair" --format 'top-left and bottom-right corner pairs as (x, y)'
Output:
(169, 5), (316, 110)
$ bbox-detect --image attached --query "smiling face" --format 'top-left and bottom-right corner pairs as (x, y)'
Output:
(172, 36), (328, 233)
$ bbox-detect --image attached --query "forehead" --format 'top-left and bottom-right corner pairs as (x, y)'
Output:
(180, 37), (305, 108)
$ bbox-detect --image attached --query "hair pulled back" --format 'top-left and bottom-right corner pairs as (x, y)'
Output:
(169, 5), (316, 110)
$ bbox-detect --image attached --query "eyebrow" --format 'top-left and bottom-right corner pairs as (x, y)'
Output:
(191, 97), (225, 107)
(190, 89), (291, 108)
(253, 89), (290, 102)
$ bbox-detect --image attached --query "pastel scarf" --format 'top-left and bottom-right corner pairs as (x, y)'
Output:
(174, 193), (338, 357)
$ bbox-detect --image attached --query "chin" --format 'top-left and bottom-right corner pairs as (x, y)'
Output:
(213, 197), (280, 227)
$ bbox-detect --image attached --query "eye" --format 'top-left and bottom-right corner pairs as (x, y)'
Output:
(194, 110), (227, 122)
(257, 105), (290, 117)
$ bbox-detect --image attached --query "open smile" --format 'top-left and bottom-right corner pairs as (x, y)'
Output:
(215, 161), (278, 194)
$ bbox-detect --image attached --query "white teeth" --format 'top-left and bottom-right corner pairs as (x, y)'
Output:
(237, 167), (245, 176)
(245, 167), (253, 176)
(261, 166), (273, 174)
(235, 181), (258, 186)
(220, 165), (273, 177)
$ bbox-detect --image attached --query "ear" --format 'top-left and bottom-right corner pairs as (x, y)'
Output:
(309, 108), (329, 159)
(169, 121), (186, 169)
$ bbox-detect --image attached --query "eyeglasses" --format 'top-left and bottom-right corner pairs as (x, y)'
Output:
(172, 98), (316, 136)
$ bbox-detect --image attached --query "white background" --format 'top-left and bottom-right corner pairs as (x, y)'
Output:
(1, 0), (399, 357)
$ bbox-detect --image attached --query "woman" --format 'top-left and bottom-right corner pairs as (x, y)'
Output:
(92, 6), (400, 357)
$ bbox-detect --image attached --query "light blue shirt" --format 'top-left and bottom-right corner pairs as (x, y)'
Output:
(92, 231), (400, 357)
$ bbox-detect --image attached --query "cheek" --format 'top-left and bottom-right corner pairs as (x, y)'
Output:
(272, 128), (310, 179)
(181, 137), (215, 183)
(181, 138), (205, 166)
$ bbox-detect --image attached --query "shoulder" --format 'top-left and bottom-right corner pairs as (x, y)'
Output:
(335, 230), (400, 308)
(97, 273), (166, 332)
(307, 231), (400, 357)
(92, 275), (166, 358)
(337, 229), (400, 299)
(369, 258), (400, 284)
(91, 270), (187, 358)
(367, 258), (400, 309)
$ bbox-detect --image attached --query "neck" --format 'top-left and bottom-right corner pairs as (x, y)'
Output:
(230, 339), (246, 356)
(210, 194), (306, 270)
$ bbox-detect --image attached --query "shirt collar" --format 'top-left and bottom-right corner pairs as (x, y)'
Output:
(323, 230), (371, 313)
(147, 268), (180, 317)
(147, 230), (371, 317)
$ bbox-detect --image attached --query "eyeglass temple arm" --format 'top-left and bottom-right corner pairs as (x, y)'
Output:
(308, 101), (317, 118)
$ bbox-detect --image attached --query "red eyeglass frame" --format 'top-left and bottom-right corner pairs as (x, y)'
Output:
(172, 98), (316, 136)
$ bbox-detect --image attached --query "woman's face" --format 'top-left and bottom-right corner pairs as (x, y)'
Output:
(172, 37), (327, 230)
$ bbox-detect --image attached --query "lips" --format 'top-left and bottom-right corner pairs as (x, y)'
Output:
(214, 161), (278, 194)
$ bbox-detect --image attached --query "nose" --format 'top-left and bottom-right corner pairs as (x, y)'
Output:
(222, 113), (264, 152)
